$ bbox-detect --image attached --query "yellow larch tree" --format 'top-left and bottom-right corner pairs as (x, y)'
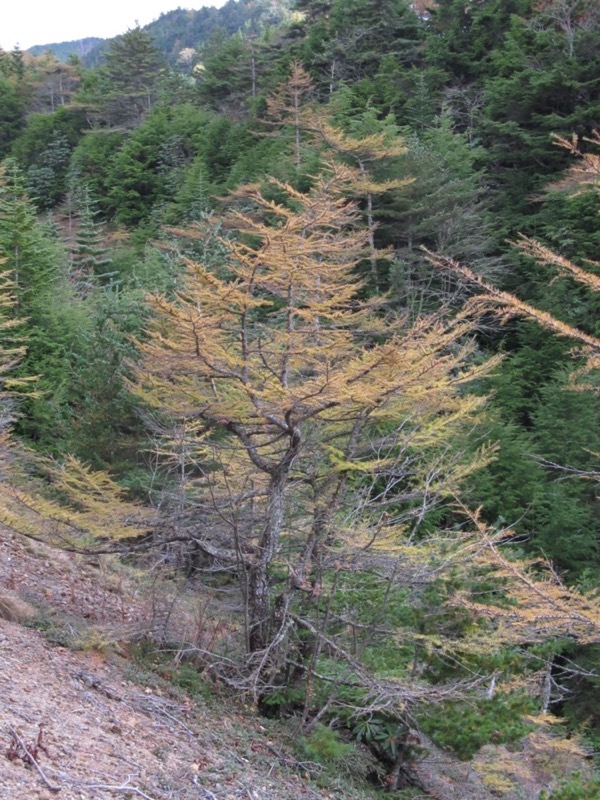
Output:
(0, 267), (32, 448)
(307, 116), (412, 287)
(132, 165), (496, 659)
(262, 61), (314, 170)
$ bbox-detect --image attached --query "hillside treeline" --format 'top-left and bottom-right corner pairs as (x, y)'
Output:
(0, 1), (600, 795)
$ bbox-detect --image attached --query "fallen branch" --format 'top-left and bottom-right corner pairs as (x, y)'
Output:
(7, 725), (60, 794)
(134, 695), (197, 737)
(83, 780), (158, 800)
(193, 786), (219, 800)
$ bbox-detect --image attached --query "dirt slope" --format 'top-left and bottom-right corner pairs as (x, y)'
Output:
(0, 615), (333, 800)
(0, 526), (333, 800)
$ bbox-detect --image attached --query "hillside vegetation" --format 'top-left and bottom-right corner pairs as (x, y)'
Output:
(0, 1), (600, 797)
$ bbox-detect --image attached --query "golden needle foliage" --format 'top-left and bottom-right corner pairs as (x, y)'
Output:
(426, 132), (600, 384)
(0, 454), (153, 550)
(421, 132), (600, 689)
(134, 168), (493, 486)
(133, 166), (498, 652)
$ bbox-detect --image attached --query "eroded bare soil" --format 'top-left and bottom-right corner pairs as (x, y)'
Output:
(0, 527), (328, 800)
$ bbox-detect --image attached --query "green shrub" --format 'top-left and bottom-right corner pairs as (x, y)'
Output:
(419, 692), (535, 760)
(298, 723), (354, 764)
(541, 773), (600, 800)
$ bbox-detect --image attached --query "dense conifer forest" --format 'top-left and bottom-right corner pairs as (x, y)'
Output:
(1, 1), (600, 796)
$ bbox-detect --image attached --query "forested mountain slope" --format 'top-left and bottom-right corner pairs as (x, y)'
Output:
(27, 37), (104, 62)
(1, 1), (600, 796)
(26, 0), (294, 67)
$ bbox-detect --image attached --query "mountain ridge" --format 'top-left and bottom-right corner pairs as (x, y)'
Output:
(26, 0), (293, 66)
(27, 36), (105, 61)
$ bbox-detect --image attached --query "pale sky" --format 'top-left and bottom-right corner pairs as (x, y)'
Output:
(2, 0), (227, 51)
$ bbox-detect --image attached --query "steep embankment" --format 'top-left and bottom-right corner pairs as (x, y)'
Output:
(0, 614), (334, 800)
(0, 525), (334, 800)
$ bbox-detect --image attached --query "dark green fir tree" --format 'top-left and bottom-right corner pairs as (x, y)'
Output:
(71, 188), (112, 290)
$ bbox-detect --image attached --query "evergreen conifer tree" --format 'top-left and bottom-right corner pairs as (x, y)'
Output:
(71, 188), (112, 290)
(0, 159), (59, 307)
(86, 27), (166, 128)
